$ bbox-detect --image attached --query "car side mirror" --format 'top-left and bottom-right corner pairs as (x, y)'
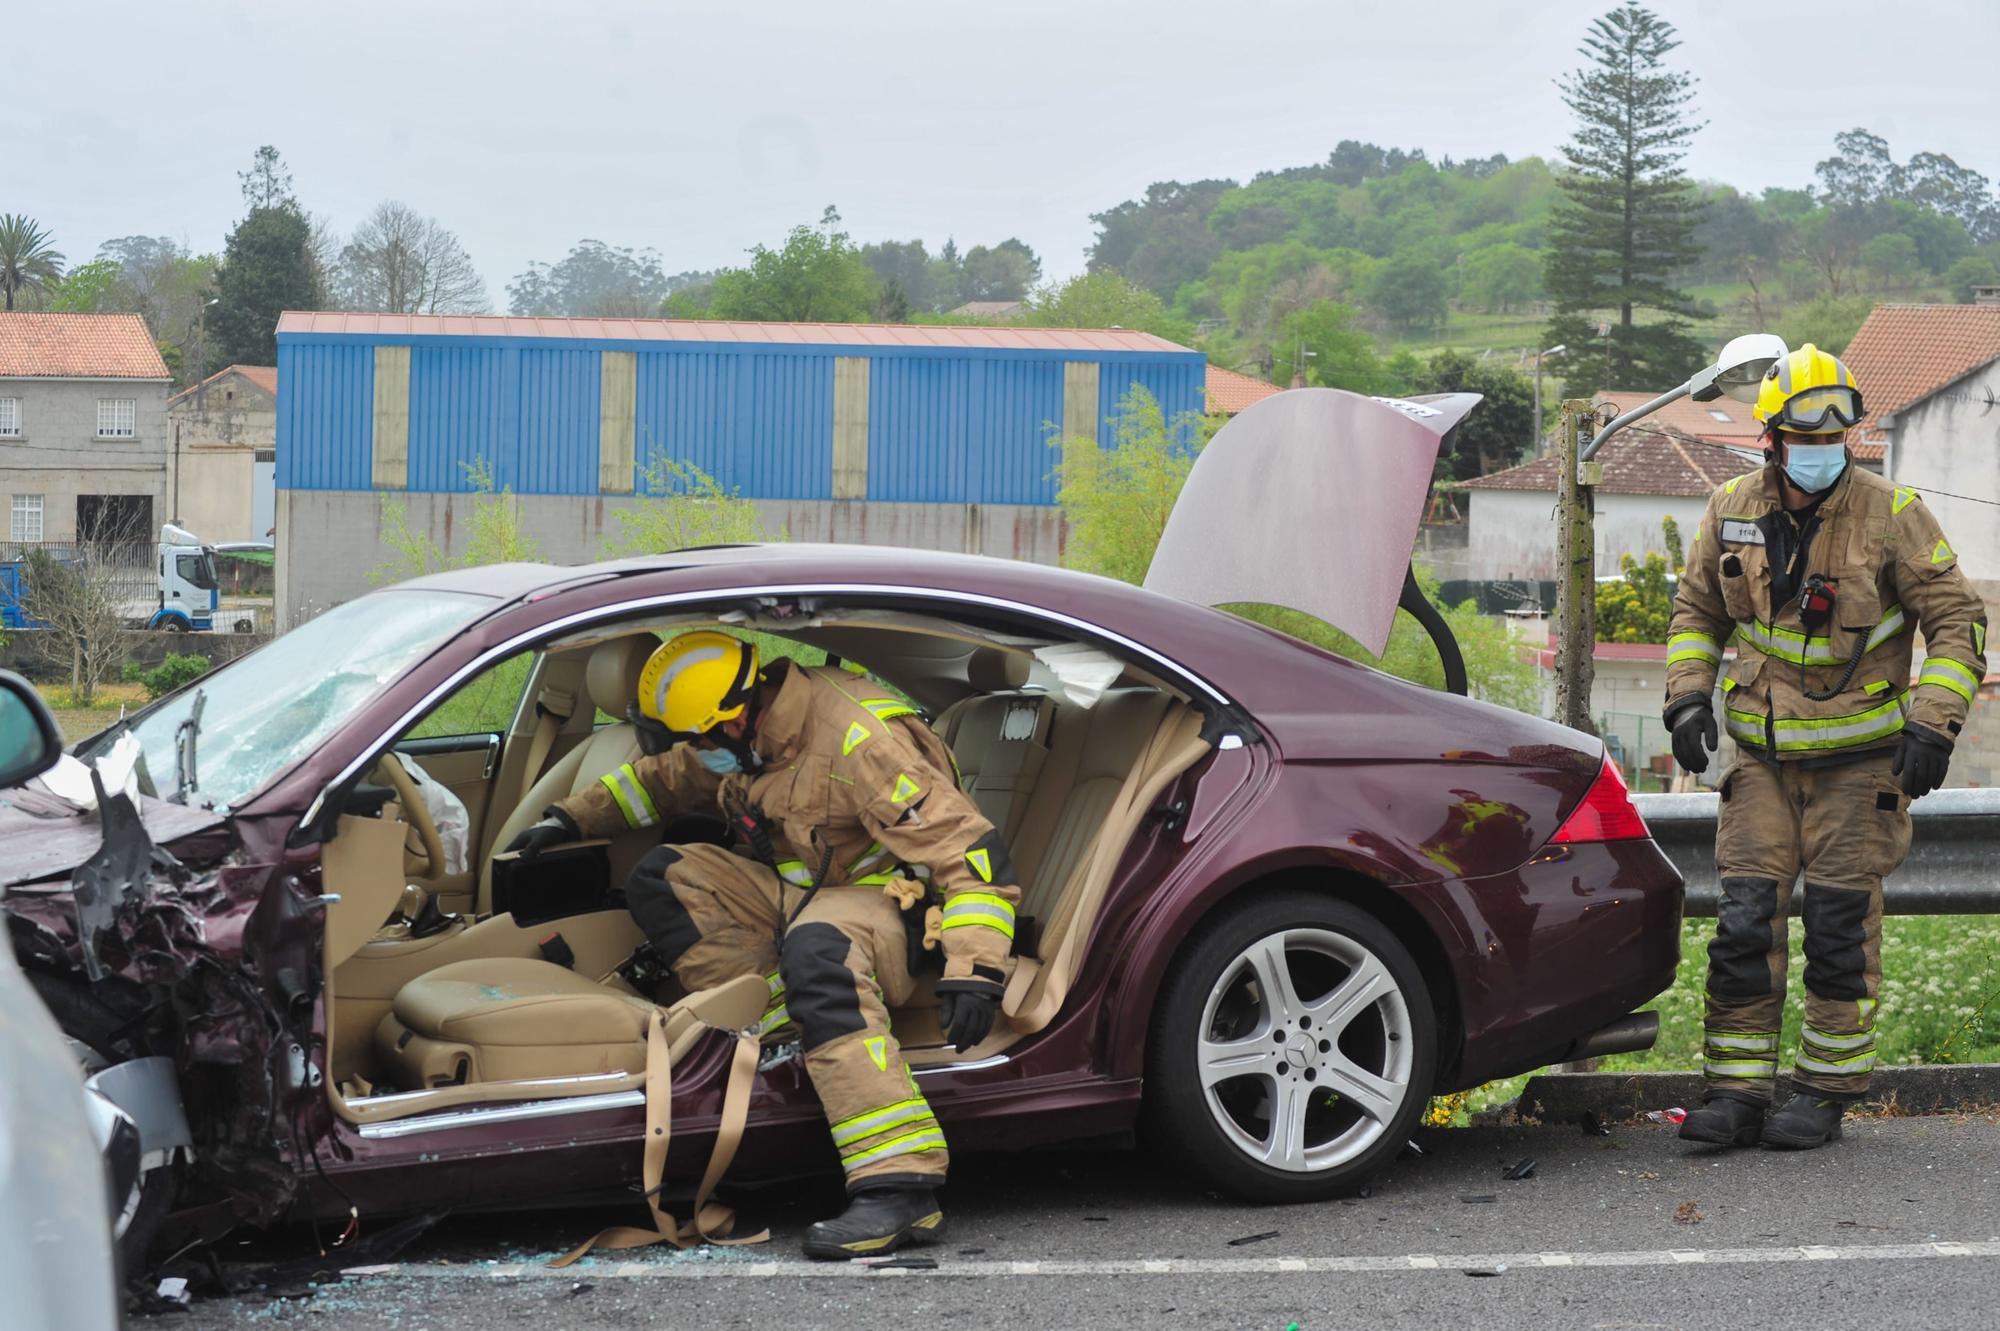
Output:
(0, 669), (63, 788)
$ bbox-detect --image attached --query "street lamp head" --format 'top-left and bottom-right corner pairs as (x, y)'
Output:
(1691, 333), (1787, 404)
(1541, 344), (1568, 358)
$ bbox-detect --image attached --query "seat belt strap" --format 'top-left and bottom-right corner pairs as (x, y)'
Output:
(521, 683), (575, 793)
(550, 1009), (767, 1265)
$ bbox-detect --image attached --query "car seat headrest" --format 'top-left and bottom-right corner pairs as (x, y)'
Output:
(966, 647), (1030, 693)
(587, 637), (659, 717)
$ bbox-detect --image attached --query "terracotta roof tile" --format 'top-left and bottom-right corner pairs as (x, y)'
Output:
(275, 310), (1194, 355)
(168, 364), (277, 407)
(1842, 303), (2000, 460)
(1205, 365), (1281, 415)
(1460, 422), (1745, 498)
(0, 313), (170, 379)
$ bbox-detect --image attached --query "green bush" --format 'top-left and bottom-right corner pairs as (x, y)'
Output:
(138, 652), (213, 700)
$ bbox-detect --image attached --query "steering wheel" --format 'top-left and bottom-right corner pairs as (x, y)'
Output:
(370, 755), (446, 881)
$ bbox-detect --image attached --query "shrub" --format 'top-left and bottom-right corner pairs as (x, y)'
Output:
(138, 652), (212, 700)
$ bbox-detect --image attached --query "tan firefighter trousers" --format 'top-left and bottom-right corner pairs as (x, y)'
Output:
(1705, 752), (1912, 1102)
(623, 842), (947, 1191)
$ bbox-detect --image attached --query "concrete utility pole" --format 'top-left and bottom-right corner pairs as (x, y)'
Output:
(1553, 398), (1600, 737)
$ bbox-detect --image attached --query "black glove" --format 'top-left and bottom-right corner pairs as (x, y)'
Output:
(936, 969), (1005, 1052)
(1668, 699), (1717, 774)
(1892, 722), (1953, 798)
(503, 808), (578, 859)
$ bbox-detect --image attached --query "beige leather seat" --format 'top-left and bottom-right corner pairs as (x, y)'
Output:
(1006, 687), (1177, 927)
(934, 648), (1056, 848)
(931, 663), (1176, 954)
(376, 958), (654, 1086)
(480, 636), (659, 911)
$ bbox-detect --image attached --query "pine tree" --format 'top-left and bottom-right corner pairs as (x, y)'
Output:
(210, 147), (320, 367)
(1543, 5), (1709, 396)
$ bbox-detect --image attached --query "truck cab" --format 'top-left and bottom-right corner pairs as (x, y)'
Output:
(150, 523), (218, 632)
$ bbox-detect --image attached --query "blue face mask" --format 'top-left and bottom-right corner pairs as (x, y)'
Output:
(1782, 441), (1848, 494)
(695, 746), (742, 775)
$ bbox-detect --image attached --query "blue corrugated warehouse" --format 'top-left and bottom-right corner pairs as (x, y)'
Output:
(273, 312), (1205, 624)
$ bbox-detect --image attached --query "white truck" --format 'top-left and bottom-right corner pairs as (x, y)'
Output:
(137, 522), (221, 632)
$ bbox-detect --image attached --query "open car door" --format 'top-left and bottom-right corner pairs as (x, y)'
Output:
(1144, 387), (1482, 693)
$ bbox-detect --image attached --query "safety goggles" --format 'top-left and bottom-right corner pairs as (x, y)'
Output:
(1771, 384), (1863, 434)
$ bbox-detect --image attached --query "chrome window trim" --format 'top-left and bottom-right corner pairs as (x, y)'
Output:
(307, 581), (1238, 824)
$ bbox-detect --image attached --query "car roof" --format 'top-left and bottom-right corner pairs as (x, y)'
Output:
(401, 543), (1195, 619)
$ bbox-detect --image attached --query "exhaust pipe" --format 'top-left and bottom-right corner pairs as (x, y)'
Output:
(1554, 1011), (1659, 1062)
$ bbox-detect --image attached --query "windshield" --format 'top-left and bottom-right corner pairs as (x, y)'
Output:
(128, 589), (493, 811)
(178, 551), (218, 590)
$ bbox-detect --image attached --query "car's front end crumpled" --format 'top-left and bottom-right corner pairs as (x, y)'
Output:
(1, 772), (326, 1240)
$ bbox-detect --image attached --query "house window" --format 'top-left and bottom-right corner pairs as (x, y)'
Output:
(0, 398), (19, 437)
(97, 398), (137, 438)
(10, 495), (43, 542)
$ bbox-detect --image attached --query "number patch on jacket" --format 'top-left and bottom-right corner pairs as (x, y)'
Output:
(1719, 519), (1765, 545)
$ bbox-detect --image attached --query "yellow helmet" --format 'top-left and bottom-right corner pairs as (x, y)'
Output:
(1753, 343), (1863, 436)
(635, 631), (760, 737)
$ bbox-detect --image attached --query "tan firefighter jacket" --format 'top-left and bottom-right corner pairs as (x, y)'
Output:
(1664, 460), (1988, 762)
(555, 662), (1022, 983)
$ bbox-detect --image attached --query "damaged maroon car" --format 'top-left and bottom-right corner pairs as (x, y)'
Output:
(2, 389), (1682, 1263)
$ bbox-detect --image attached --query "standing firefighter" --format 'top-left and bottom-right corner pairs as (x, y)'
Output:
(505, 630), (1020, 1257)
(1663, 344), (1987, 1150)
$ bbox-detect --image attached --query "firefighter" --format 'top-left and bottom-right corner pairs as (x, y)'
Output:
(1663, 345), (1987, 1150)
(504, 630), (1020, 1257)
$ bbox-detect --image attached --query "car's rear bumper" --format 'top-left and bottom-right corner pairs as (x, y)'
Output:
(1437, 836), (1685, 1089)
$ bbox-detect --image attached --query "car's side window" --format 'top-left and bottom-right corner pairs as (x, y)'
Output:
(410, 652), (534, 740)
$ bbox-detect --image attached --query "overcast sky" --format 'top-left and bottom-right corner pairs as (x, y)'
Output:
(15, 0), (1999, 306)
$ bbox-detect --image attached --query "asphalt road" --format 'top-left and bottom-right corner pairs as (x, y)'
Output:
(143, 1113), (2000, 1330)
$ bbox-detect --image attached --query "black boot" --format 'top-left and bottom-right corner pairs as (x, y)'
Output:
(1762, 1090), (1846, 1149)
(1678, 1094), (1766, 1147)
(802, 1186), (945, 1261)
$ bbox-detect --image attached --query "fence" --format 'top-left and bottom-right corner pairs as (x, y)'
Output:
(1632, 787), (2000, 916)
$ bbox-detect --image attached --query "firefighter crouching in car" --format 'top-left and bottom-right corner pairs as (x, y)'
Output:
(1664, 344), (1987, 1151)
(503, 630), (1021, 1259)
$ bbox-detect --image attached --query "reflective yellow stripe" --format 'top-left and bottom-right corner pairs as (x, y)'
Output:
(598, 763), (660, 829)
(1668, 632), (1722, 666)
(774, 859), (815, 886)
(830, 1097), (936, 1147)
(940, 891), (1016, 939)
(838, 1127), (948, 1171)
(1919, 657), (1978, 703)
(862, 698), (919, 722)
(847, 841), (892, 877)
(757, 1003), (790, 1034)
(1738, 605), (1905, 666)
(1704, 1060), (1777, 1079)
(1795, 1050), (1877, 1075)
(1802, 1026), (1875, 1053)
(1726, 698), (1907, 753)
(1893, 486), (1918, 514)
(1706, 1032), (1779, 1053)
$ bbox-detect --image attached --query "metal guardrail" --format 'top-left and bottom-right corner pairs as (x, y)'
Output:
(1633, 788), (2000, 917)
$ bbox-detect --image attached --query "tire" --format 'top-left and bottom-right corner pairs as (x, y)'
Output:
(1145, 890), (1436, 1203)
(27, 973), (182, 1273)
(160, 617), (189, 633)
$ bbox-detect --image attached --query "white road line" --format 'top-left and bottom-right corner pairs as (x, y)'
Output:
(362, 1240), (2000, 1281)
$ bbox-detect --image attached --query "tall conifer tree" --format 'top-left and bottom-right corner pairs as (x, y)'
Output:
(1543, 5), (1709, 397)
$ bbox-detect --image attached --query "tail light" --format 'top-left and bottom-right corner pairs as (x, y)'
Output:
(1550, 755), (1650, 844)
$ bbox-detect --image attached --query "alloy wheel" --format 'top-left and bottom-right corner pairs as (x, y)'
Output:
(1195, 927), (1415, 1173)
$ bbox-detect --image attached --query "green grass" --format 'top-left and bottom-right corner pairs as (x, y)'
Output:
(1453, 914), (2000, 1120)
(35, 681), (146, 747)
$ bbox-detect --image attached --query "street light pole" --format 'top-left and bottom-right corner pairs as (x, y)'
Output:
(1553, 333), (1788, 740)
(1533, 343), (1567, 455)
